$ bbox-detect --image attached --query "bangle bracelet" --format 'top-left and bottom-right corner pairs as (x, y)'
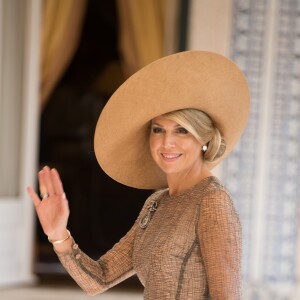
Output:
(48, 230), (71, 245)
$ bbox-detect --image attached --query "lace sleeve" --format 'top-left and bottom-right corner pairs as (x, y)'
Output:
(54, 193), (158, 296)
(198, 189), (242, 299)
(55, 223), (138, 296)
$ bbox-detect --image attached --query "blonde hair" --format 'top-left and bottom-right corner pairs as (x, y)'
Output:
(163, 108), (226, 162)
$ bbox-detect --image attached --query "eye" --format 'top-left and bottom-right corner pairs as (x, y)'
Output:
(176, 127), (189, 134)
(152, 127), (163, 134)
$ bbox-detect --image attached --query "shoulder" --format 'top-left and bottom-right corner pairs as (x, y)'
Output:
(137, 188), (167, 216)
(202, 176), (231, 195)
(197, 178), (239, 220)
(189, 177), (232, 205)
(151, 188), (168, 200)
(146, 188), (167, 206)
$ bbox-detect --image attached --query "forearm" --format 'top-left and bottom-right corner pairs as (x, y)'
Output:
(53, 225), (137, 296)
(28, 166), (136, 295)
(55, 238), (132, 296)
(50, 231), (107, 295)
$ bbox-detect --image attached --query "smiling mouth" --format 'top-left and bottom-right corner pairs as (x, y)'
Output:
(161, 153), (182, 159)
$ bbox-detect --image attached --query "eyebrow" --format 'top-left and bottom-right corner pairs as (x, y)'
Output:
(151, 122), (181, 128)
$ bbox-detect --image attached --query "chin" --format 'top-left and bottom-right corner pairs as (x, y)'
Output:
(160, 166), (181, 175)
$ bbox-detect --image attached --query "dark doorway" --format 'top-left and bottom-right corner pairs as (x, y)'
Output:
(36, 0), (151, 288)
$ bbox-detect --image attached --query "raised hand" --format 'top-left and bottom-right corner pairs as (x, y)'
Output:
(27, 166), (70, 241)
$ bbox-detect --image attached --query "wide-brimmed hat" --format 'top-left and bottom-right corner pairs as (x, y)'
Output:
(94, 51), (250, 189)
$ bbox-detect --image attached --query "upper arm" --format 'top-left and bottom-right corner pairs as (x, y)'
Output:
(198, 189), (242, 299)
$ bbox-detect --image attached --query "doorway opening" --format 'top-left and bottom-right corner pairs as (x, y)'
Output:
(35, 0), (151, 290)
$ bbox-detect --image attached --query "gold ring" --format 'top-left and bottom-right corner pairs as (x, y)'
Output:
(40, 192), (49, 199)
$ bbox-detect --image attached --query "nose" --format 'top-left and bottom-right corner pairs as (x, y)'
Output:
(162, 132), (175, 148)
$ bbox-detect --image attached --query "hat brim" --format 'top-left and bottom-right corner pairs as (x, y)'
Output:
(94, 51), (250, 189)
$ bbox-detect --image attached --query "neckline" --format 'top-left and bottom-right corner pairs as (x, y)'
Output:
(164, 175), (218, 199)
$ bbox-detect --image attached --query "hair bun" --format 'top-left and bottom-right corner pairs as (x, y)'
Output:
(204, 128), (226, 162)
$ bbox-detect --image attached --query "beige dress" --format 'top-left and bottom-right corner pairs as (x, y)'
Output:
(56, 176), (242, 299)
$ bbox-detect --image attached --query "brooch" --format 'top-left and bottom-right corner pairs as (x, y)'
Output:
(139, 200), (158, 229)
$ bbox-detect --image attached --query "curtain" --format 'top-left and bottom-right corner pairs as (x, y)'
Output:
(40, 0), (87, 109)
(116, 0), (179, 77)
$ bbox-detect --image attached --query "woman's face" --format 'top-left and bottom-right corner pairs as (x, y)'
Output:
(149, 116), (204, 176)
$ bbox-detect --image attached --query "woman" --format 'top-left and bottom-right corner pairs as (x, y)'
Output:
(27, 51), (250, 299)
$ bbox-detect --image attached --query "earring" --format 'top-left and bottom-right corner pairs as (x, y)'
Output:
(202, 145), (208, 152)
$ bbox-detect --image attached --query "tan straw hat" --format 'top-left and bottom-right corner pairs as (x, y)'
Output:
(94, 51), (250, 189)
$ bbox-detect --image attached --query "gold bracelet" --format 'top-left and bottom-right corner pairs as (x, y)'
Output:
(48, 230), (71, 245)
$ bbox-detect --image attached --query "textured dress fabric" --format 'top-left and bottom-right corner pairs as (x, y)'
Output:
(56, 176), (242, 299)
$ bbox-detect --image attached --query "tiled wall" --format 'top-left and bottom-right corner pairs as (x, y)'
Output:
(222, 0), (300, 298)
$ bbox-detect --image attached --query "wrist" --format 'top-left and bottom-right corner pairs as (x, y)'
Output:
(48, 229), (70, 244)
(52, 233), (73, 254)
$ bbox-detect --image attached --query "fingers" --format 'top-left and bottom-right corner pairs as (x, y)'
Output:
(51, 168), (65, 197)
(27, 186), (41, 207)
(38, 166), (66, 199)
(39, 166), (55, 196)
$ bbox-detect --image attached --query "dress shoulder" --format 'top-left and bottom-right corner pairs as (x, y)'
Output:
(187, 176), (232, 205)
(135, 188), (167, 222)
